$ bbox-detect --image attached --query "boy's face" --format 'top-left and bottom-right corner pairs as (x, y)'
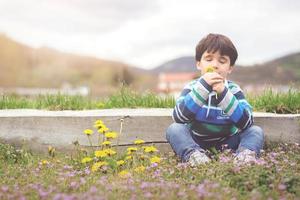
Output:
(196, 50), (233, 79)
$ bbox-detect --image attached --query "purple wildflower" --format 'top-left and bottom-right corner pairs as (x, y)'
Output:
(278, 184), (286, 191)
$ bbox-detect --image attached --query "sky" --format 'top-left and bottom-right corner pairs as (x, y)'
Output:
(0, 0), (300, 69)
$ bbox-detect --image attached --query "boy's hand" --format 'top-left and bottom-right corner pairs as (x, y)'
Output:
(202, 72), (224, 86)
(212, 81), (225, 94)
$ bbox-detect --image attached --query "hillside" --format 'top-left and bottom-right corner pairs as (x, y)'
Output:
(151, 57), (197, 73)
(151, 53), (300, 87)
(0, 34), (154, 96)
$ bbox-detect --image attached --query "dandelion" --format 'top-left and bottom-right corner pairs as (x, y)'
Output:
(81, 157), (93, 164)
(41, 160), (49, 165)
(98, 126), (109, 134)
(48, 146), (55, 157)
(91, 161), (108, 172)
(134, 166), (145, 173)
(143, 146), (158, 153)
(101, 141), (112, 146)
(118, 170), (130, 178)
(94, 150), (108, 158)
(105, 132), (118, 139)
(104, 148), (116, 156)
(150, 156), (161, 164)
(134, 139), (145, 145)
(203, 65), (215, 74)
(94, 124), (103, 129)
(125, 155), (133, 160)
(84, 129), (94, 136)
(84, 129), (94, 147)
(139, 155), (146, 160)
(127, 147), (138, 153)
(94, 120), (104, 125)
(117, 160), (125, 166)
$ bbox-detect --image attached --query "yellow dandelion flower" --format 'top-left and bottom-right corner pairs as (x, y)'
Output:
(202, 65), (216, 75)
(125, 155), (132, 160)
(127, 147), (138, 152)
(118, 170), (130, 178)
(91, 161), (108, 172)
(134, 139), (145, 145)
(84, 129), (94, 136)
(98, 126), (109, 134)
(94, 120), (104, 125)
(150, 156), (161, 164)
(117, 160), (125, 166)
(143, 146), (158, 153)
(48, 145), (55, 157)
(101, 141), (112, 146)
(139, 155), (146, 160)
(41, 160), (49, 165)
(134, 166), (145, 173)
(94, 124), (103, 129)
(104, 148), (116, 156)
(81, 157), (93, 164)
(94, 150), (108, 158)
(105, 132), (118, 139)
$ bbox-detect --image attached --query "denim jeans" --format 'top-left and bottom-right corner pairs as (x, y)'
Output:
(166, 123), (264, 162)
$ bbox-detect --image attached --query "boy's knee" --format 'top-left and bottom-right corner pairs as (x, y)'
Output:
(250, 125), (264, 141)
(166, 123), (185, 141)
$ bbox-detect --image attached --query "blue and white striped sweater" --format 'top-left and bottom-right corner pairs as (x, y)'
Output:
(173, 78), (253, 142)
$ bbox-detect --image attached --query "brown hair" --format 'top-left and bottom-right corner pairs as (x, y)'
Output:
(195, 33), (238, 66)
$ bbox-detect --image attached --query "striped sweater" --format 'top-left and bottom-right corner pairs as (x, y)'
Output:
(173, 78), (253, 142)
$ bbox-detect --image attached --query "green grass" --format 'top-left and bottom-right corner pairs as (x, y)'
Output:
(247, 89), (300, 114)
(0, 87), (299, 114)
(0, 141), (299, 199)
(103, 87), (175, 108)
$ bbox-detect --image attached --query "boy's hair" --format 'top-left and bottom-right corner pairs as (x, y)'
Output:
(195, 33), (238, 66)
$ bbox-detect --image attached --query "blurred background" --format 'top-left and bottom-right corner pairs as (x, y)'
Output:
(0, 0), (299, 98)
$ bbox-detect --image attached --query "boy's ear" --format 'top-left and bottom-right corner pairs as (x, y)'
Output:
(196, 61), (202, 70)
(228, 65), (234, 74)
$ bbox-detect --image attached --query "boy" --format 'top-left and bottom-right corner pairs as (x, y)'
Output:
(166, 33), (264, 166)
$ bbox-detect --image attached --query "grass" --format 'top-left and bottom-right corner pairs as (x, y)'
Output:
(0, 141), (299, 200)
(0, 87), (299, 114)
(247, 89), (300, 114)
(0, 115), (299, 199)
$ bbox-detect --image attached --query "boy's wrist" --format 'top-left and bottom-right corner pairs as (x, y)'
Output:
(199, 78), (212, 92)
(215, 87), (228, 104)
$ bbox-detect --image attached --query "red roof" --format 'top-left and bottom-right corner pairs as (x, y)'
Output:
(159, 72), (198, 82)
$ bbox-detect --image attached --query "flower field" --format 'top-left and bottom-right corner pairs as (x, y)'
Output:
(0, 119), (300, 200)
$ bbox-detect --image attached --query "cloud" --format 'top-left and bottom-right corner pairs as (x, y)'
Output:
(0, 0), (299, 69)
(0, 0), (159, 34)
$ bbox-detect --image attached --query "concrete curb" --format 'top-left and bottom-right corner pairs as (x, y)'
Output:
(0, 109), (299, 153)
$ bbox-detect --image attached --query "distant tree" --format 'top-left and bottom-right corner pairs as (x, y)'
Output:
(111, 67), (135, 86)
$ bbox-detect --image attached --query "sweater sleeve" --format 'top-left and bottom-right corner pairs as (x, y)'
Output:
(172, 78), (212, 123)
(215, 86), (253, 130)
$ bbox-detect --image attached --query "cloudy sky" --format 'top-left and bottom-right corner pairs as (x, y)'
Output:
(0, 0), (299, 69)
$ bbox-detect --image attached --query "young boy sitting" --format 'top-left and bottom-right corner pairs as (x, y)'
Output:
(166, 33), (264, 166)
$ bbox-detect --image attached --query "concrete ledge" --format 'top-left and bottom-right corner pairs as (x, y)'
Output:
(0, 109), (299, 152)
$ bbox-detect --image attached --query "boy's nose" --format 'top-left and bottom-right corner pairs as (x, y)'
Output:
(211, 62), (219, 70)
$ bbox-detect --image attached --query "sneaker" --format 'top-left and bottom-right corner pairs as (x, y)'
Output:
(234, 149), (257, 164)
(188, 150), (211, 167)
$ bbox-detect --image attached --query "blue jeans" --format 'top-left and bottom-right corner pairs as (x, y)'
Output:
(166, 123), (264, 162)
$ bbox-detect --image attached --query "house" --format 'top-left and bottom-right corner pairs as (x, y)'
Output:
(157, 72), (198, 98)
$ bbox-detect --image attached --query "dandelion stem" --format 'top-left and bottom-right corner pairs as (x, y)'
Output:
(97, 133), (101, 147)
(87, 136), (94, 150)
(117, 118), (124, 147)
